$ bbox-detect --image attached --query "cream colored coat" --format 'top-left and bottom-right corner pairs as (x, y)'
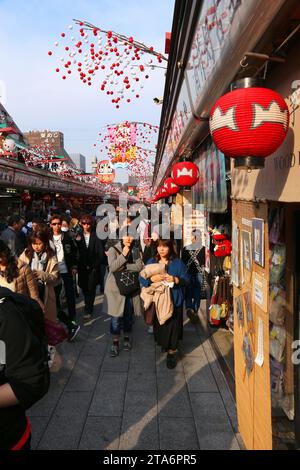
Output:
(19, 251), (61, 323)
(140, 282), (173, 325)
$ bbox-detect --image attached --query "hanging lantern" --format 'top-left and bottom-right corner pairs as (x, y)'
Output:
(21, 191), (32, 203)
(171, 161), (199, 188)
(42, 194), (52, 203)
(164, 177), (180, 195)
(160, 187), (169, 199)
(209, 78), (290, 169)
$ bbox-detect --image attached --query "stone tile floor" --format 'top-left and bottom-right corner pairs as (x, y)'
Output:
(28, 294), (242, 450)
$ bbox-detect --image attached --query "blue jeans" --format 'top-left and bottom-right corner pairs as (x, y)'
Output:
(185, 273), (202, 312)
(110, 297), (133, 337)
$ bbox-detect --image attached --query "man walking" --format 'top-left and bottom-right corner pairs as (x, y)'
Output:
(50, 214), (80, 341)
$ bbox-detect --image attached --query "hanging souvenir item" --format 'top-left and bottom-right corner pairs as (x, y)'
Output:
(96, 159), (116, 183)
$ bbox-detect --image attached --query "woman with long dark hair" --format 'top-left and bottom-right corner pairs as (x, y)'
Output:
(103, 230), (143, 357)
(0, 240), (42, 309)
(19, 229), (60, 323)
(140, 239), (190, 369)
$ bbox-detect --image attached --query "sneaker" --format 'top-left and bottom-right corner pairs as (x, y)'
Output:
(83, 313), (93, 321)
(147, 325), (154, 334)
(166, 353), (177, 369)
(47, 345), (56, 368)
(186, 308), (199, 324)
(110, 342), (120, 357)
(68, 324), (80, 342)
(123, 337), (132, 351)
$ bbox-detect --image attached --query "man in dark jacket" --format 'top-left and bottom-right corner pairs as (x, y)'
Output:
(76, 215), (105, 320)
(0, 215), (24, 256)
(50, 214), (80, 341)
(0, 288), (49, 450)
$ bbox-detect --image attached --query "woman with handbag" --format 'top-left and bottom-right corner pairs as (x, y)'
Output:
(140, 239), (190, 369)
(19, 229), (67, 358)
(103, 231), (143, 357)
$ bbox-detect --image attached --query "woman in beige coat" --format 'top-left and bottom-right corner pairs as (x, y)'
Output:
(103, 232), (143, 357)
(19, 228), (61, 323)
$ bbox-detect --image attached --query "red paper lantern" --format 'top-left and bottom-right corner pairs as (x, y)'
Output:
(21, 192), (32, 203)
(171, 161), (199, 188)
(42, 194), (51, 203)
(210, 80), (289, 168)
(164, 177), (180, 195)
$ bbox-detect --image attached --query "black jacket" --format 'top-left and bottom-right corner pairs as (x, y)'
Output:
(51, 232), (79, 274)
(77, 232), (105, 289)
(0, 288), (49, 450)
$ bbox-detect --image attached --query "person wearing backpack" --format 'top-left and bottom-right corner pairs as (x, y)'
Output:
(181, 229), (205, 324)
(0, 288), (50, 450)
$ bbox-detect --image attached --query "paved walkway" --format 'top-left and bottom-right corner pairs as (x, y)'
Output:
(28, 295), (242, 450)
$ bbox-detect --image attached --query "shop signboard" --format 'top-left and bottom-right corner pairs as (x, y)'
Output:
(0, 166), (14, 186)
(13, 170), (45, 189)
(155, 79), (191, 189)
(193, 140), (227, 212)
(186, 0), (244, 107)
(183, 206), (206, 247)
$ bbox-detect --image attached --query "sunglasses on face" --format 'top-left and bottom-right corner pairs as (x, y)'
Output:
(51, 222), (61, 226)
(82, 222), (91, 225)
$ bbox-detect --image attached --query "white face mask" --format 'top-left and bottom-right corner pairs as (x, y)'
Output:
(61, 227), (69, 232)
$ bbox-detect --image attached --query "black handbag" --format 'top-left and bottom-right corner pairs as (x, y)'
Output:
(112, 247), (140, 296)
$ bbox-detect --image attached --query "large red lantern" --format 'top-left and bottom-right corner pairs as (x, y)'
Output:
(21, 191), (32, 203)
(96, 159), (115, 184)
(171, 161), (199, 188)
(164, 177), (180, 195)
(42, 194), (51, 203)
(209, 78), (289, 169)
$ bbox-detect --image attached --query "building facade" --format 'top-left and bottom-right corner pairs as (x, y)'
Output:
(69, 153), (86, 173)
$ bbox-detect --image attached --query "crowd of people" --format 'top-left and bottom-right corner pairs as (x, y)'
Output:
(0, 206), (207, 450)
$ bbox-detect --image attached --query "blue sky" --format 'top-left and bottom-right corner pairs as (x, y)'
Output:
(0, 0), (174, 176)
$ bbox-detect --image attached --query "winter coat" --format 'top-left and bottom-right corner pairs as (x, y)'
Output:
(141, 282), (173, 325)
(140, 258), (190, 307)
(140, 263), (165, 280)
(76, 232), (105, 290)
(0, 288), (49, 450)
(19, 252), (61, 323)
(50, 231), (78, 274)
(102, 242), (143, 317)
(0, 227), (18, 256)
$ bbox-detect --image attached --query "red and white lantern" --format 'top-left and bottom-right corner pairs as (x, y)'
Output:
(209, 79), (289, 168)
(171, 161), (199, 188)
(164, 177), (180, 195)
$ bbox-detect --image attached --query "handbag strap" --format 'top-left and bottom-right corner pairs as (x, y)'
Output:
(113, 245), (128, 272)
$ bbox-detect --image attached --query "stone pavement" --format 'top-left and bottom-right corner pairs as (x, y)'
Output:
(28, 294), (242, 450)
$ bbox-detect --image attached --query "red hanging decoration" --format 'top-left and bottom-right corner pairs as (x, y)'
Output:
(164, 177), (180, 195)
(171, 161), (199, 188)
(209, 80), (289, 169)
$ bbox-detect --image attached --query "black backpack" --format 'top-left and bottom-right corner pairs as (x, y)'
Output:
(0, 288), (50, 408)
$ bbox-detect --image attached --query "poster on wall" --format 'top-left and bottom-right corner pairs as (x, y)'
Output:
(241, 230), (252, 272)
(232, 222), (239, 287)
(252, 218), (264, 267)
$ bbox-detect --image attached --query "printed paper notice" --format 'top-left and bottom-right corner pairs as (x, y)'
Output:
(255, 318), (264, 367)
